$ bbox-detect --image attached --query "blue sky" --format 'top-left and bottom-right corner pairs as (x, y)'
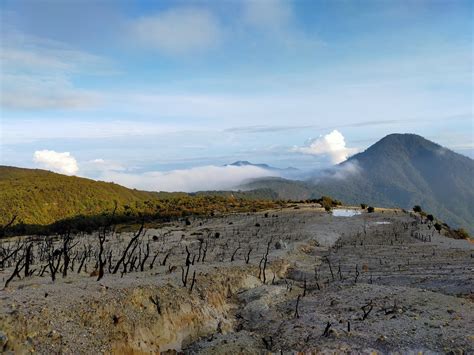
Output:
(0, 0), (472, 191)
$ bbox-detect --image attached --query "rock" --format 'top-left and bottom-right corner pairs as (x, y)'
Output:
(0, 331), (8, 349)
(328, 328), (340, 338)
(26, 331), (37, 339)
(47, 330), (62, 341)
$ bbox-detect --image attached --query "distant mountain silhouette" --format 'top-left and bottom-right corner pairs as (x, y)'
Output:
(228, 161), (300, 179)
(229, 160), (298, 172)
(243, 134), (474, 233)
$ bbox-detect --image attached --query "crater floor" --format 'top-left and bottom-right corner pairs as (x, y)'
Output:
(1, 205), (473, 353)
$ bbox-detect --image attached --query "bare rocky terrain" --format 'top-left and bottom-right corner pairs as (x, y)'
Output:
(1, 205), (473, 354)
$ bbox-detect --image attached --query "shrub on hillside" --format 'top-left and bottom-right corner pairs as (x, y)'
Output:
(413, 205), (422, 213)
(317, 196), (342, 210)
(367, 206), (375, 213)
(455, 228), (470, 240)
(360, 203), (367, 209)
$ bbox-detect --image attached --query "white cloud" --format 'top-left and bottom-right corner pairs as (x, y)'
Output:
(241, 0), (322, 49)
(79, 158), (126, 177)
(243, 0), (292, 30)
(2, 119), (183, 144)
(293, 130), (357, 164)
(130, 8), (221, 54)
(0, 33), (109, 110)
(0, 46), (107, 74)
(308, 160), (361, 184)
(33, 150), (79, 175)
(100, 165), (279, 192)
(328, 161), (361, 180)
(1, 74), (100, 110)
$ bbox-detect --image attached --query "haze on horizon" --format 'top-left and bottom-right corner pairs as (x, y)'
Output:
(0, 0), (472, 192)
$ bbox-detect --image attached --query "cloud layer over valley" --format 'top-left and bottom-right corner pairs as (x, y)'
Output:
(101, 165), (280, 192)
(32, 151), (280, 192)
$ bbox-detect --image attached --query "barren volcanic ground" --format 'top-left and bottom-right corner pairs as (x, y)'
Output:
(1, 205), (473, 354)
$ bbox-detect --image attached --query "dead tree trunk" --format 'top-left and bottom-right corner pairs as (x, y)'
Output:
(230, 243), (241, 262)
(161, 252), (170, 266)
(4, 250), (26, 288)
(112, 220), (144, 274)
(245, 247), (252, 264)
(354, 264), (360, 284)
(181, 265), (190, 287)
(149, 251), (159, 269)
(294, 294), (301, 318)
(140, 243), (150, 272)
(24, 243), (33, 277)
(325, 257), (335, 282)
(361, 301), (373, 320)
(322, 322), (331, 337)
(97, 231), (106, 281)
(189, 271), (196, 292)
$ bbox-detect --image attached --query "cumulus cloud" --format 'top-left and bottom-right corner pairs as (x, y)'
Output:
(293, 130), (357, 164)
(131, 8), (221, 54)
(100, 165), (279, 192)
(33, 150), (79, 175)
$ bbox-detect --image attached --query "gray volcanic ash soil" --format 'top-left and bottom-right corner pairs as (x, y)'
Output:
(1, 205), (473, 354)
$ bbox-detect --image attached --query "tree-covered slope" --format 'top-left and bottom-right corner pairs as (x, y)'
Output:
(242, 177), (322, 201)
(0, 166), (279, 233)
(0, 166), (162, 225)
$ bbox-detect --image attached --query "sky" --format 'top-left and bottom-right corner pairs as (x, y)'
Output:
(0, 0), (473, 192)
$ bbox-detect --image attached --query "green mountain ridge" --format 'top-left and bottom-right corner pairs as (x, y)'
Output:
(0, 166), (162, 226)
(0, 166), (278, 232)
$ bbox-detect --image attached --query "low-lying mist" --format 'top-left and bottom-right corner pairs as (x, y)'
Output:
(100, 164), (281, 192)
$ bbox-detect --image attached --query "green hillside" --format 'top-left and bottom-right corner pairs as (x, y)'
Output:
(0, 166), (163, 226)
(242, 177), (323, 201)
(0, 166), (278, 231)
